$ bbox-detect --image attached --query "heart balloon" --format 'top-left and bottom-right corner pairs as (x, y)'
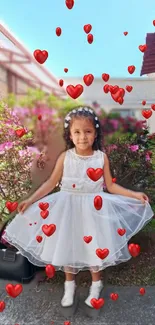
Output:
(39, 202), (49, 211)
(87, 168), (103, 181)
(56, 27), (62, 36)
(96, 248), (109, 259)
(94, 195), (102, 210)
(42, 224), (56, 237)
(5, 201), (18, 212)
(83, 24), (92, 34)
(142, 110), (152, 119)
(36, 235), (43, 243)
(40, 210), (49, 219)
(45, 264), (55, 278)
(65, 0), (74, 9)
(15, 128), (26, 137)
(102, 73), (110, 82)
(66, 84), (83, 99)
(59, 79), (64, 87)
(83, 74), (94, 86)
(126, 85), (133, 92)
(128, 243), (140, 257)
(90, 298), (105, 309)
(87, 34), (93, 44)
(83, 236), (92, 243)
(0, 301), (5, 312)
(33, 50), (48, 64)
(117, 228), (126, 236)
(139, 287), (145, 295)
(5, 284), (23, 298)
(110, 293), (119, 300)
(103, 84), (110, 93)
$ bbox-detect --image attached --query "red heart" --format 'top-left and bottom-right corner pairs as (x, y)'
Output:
(5, 284), (23, 298)
(128, 243), (140, 257)
(84, 24), (92, 34)
(139, 44), (147, 53)
(109, 85), (119, 94)
(153, 20), (155, 26)
(40, 210), (49, 219)
(83, 236), (92, 243)
(90, 298), (105, 309)
(64, 322), (71, 325)
(5, 201), (18, 212)
(142, 100), (146, 106)
(151, 104), (155, 111)
(36, 235), (43, 243)
(123, 31), (128, 36)
(87, 168), (103, 181)
(56, 27), (62, 36)
(128, 65), (136, 74)
(96, 248), (109, 259)
(83, 74), (94, 86)
(66, 84), (83, 99)
(117, 228), (126, 236)
(110, 293), (119, 300)
(87, 34), (93, 44)
(42, 224), (56, 237)
(45, 264), (55, 278)
(59, 79), (64, 87)
(39, 202), (49, 211)
(0, 301), (5, 312)
(94, 196), (102, 210)
(117, 97), (124, 105)
(139, 287), (145, 295)
(65, 0), (74, 9)
(142, 110), (152, 119)
(38, 114), (42, 120)
(103, 84), (110, 93)
(64, 68), (68, 73)
(102, 73), (110, 82)
(126, 85), (133, 92)
(111, 88), (125, 102)
(33, 50), (48, 64)
(15, 128), (26, 137)
(112, 178), (117, 183)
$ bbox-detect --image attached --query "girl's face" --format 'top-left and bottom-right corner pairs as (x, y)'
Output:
(69, 117), (97, 152)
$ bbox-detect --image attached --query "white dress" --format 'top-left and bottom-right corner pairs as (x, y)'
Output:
(3, 148), (154, 274)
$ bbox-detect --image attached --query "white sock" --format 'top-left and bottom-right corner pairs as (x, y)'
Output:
(85, 280), (103, 308)
(61, 280), (76, 307)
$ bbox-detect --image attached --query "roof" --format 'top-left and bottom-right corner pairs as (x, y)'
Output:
(0, 21), (67, 98)
(140, 33), (155, 76)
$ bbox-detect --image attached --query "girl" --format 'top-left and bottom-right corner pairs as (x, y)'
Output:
(3, 106), (154, 309)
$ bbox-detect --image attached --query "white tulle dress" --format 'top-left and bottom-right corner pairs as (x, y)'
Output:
(3, 148), (154, 274)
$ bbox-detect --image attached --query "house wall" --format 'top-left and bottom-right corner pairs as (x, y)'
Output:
(63, 77), (155, 133)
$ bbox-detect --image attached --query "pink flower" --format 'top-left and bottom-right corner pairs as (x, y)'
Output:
(129, 145), (139, 152)
(145, 153), (151, 161)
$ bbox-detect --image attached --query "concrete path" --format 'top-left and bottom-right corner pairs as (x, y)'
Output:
(0, 274), (155, 325)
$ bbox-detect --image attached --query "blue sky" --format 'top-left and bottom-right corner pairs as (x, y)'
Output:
(1, 0), (155, 78)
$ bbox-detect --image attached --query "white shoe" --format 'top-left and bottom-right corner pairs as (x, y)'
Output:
(85, 280), (103, 308)
(61, 280), (76, 307)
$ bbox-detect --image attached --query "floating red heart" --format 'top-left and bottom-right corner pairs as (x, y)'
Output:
(33, 50), (48, 64)
(66, 84), (83, 99)
(36, 235), (43, 243)
(15, 128), (26, 137)
(111, 88), (125, 103)
(126, 85), (133, 92)
(94, 195), (102, 210)
(142, 110), (152, 119)
(40, 210), (49, 219)
(64, 68), (68, 73)
(151, 104), (155, 111)
(117, 228), (126, 236)
(90, 298), (105, 309)
(123, 31), (128, 36)
(102, 73), (110, 82)
(103, 84), (110, 93)
(142, 100), (146, 106)
(56, 27), (62, 36)
(5, 201), (18, 212)
(87, 34), (93, 44)
(153, 20), (155, 26)
(139, 287), (145, 295)
(83, 236), (92, 243)
(117, 97), (124, 105)
(45, 264), (55, 278)
(109, 85), (119, 94)
(83, 74), (94, 86)
(59, 79), (64, 87)
(0, 301), (5, 312)
(112, 178), (117, 183)
(87, 168), (103, 181)
(5, 284), (23, 298)
(96, 248), (109, 259)
(128, 243), (140, 257)
(84, 24), (92, 34)
(64, 322), (71, 325)
(139, 44), (147, 53)
(128, 65), (135, 74)
(42, 224), (56, 237)
(110, 293), (119, 301)
(65, 0), (74, 9)
(38, 114), (42, 120)
(39, 202), (49, 211)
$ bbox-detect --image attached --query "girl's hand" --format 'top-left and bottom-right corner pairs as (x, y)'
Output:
(17, 199), (32, 214)
(133, 192), (149, 204)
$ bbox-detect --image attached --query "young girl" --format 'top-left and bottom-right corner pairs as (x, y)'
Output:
(3, 106), (154, 308)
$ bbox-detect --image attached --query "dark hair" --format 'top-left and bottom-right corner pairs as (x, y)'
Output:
(63, 105), (104, 151)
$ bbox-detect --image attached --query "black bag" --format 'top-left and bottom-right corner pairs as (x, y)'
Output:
(0, 220), (38, 283)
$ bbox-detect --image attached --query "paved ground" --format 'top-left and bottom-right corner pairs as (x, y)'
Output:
(0, 274), (155, 325)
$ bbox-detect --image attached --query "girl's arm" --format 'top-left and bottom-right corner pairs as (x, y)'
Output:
(103, 153), (136, 198)
(28, 151), (66, 204)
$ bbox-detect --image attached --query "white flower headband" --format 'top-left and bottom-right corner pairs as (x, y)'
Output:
(64, 107), (99, 128)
